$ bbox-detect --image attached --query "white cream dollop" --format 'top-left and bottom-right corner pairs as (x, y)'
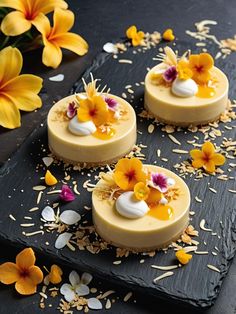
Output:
(68, 116), (96, 136)
(171, 78), (198, 98)
(116, 191), (149, 219)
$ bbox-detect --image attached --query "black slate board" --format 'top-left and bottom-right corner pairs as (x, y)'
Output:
(0, 40), (236, 309)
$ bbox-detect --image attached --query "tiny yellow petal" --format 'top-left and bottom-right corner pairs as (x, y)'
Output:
(162, 28), (175, 41)
(48, 264), (63, 284)
(176, 249), (192, 265)
(45, 170), (58, 186)
(134, 182), (150, 201)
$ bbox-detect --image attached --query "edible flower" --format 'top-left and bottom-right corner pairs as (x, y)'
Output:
(189, 53), (214, 84)
(0, 46), (42, 129)
(48, 264), (63, 284)
(176, 249), (192, 265)
(177, 60), (193, 80)
(77, 95), (109, 126)
(146, 187), (163, 205)
(126, 25), (145, 46)
(150, 172), (168, 193)
(163, 66), (177, 83)
(60, 270), (92, 302)
(0, 0), (67, 36)
(67, 101), (77, 118)
(34, 8), (88, 68)
(45, 170), (58, 186)
(114, 158), (147, 191)
(162, 28), (175, 41)
(0, 248), (43, 295)
(60, 185), (75, 202)
(190, 141), (226, 173)
(134, 182), (150, 201)
(105, 97), (118, 111)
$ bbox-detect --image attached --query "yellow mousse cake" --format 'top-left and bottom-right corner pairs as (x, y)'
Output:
(144, 47), (229, 126)
(92, 157), (190, 251)
(47, 77), (136, 166)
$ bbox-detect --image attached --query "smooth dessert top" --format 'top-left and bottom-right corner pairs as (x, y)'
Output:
(150, 47), (226, 99)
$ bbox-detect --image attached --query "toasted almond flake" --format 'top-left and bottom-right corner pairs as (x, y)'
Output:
(42, 157), (54, 167)
(47, 190), (61, 195)
(113, 260), (122, 265)
(161, 158), (168, 162)
(194, 251), (209, 255)
(29, 206), (39, 212)
(195, 196), (202, 203)
(49, 74), (64, 82)
(228, 189), (236, 193)
(151, 265), (178, 270)
(24, 230), (44, 236)
(215, 51), (222, 60)
(122, 92), (127, 98)
(20, 223), (35, 227)
(127, 88), (134, 94)
(153, 271), (174, 283)
(189, 211), (195, 216)
(105, 299), (112, 309)
(183, 246), (198, 253)
(90, 288), (97, 293)
(37, 191), (43, 204)
(39, 292), (48, 299)
(66, 242), (76, 251)
(125, 85), (132, 89)
(33, 185), (47, 191)
(212, 251), (218, 256)
(156, 149), (161, 157)
(148, 124), (155, 133)
(209, 187), (217, 193)
(100, 290), (115, 299)
(196, 42), (206, 46)
(215, 246), (219, 251)
(200, 219), (212, 232)
(24, 216), (32, 220)
(118, 59), (133, 64)
(9, 214), (16, 221)
(124, 292), (133, 302)
(172, 149), (188, 154)
(207, 264), (220, 273)
(168, 134), (181, 145)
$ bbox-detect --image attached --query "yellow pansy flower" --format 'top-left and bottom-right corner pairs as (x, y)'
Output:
(126, 25), (145, 46)
(134, 182), (150, 201)
(177, 60), (193, 80)
(0, 46), (42, 129)
(162, 28), (175, 41)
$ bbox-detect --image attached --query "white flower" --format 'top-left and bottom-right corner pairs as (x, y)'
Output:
(60, 271), (93, 302)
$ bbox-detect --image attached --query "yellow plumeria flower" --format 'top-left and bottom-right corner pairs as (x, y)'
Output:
(134, 182), (150, 201)
(126, 25), (145, 46)
(48, 264), (63, 284)
(177, 60), (193, 80)
(176, 249), (192, 265)
(45, 170), (58, 186)
(0, 0), (67, 36)
(190, 141), (226, 173)
(33, 8), (88, 68)
(162, 28), (175, 41)
(0, 46), (42, 129)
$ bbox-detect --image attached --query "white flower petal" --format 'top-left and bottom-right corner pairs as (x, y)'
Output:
(69, 270), (80, 287)
(55, 232), (72, 249)
(60, 210), (81, 225)
(87, 298), (103, 310)
(103, 42), (118, 54)
(60, 284), (76, 302)
(49, 74), (64, 82)
(41, 206), (55, 221)
(42, 156), (54, 167)
(75, 284), (90, 296)
(81, 272), (93, 285)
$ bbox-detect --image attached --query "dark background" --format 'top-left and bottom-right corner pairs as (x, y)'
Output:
(0, 0), (235, 313)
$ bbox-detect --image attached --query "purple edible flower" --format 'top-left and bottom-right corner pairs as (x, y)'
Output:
(105, 97), (118, 111)
(163, 66), (177, 83)
(60, 185), (75, 202)
(151, 172), (168, 193)
(67, 101), (77, 118)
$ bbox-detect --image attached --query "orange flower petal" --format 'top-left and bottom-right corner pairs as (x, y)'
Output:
(33, 0), (68, 15)
(202, 141), (215, 157)
(16, 248), (36, 270)
(0, 0), (24, 10)
(51, 8), (74, 34)
(15, 276), (38, 295)
(114, 171), (130, 190)
(31, 12), (51, 36)
(115, 158), (130, 173)
(162, 28), (175, 41)
(190, 149), (203, 160)
(42, 40), (62, 69)
(204, 160), (216, 173)
(53, 33), (89, 56)
(0, 47), (22, 85)
(45, 170), (58, 186)
(199, 53), (214, 70)
(3, 75), (43, 111)
(28, 265), (44, 285)
(212, 153), (226, 166)
(192, 159), (205, 169)
(48, 264), (63, 284)
(0, 95), (21, 129)
(1, 11), (31, 36)
(176, 249), (192, 265)
(126, 25), (137, 38)
(0, 262), (20, 284)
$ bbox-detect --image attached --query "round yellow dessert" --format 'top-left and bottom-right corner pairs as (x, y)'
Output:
(144, 65), (229, 126)
(92, 166), (190, 252)
(47, 94), (137, 166)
